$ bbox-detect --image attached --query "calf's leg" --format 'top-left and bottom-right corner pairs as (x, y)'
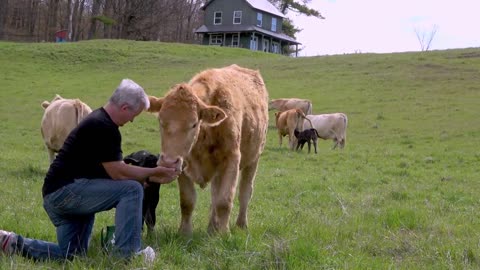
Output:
(208, 154), (240, 234)
(143, 182), (160, 231)
(236, 161), (259, 229)
(178, 175), (196, 236)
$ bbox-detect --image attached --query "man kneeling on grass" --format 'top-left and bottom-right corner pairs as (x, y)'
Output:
(0, 79), (180, 263)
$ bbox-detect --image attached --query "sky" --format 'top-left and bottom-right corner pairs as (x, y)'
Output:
(289, 0), (480, 56)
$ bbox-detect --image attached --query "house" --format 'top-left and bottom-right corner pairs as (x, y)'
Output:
(194, 0), (301, 56)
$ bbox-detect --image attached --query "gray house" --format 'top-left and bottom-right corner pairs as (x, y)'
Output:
(195, 0), (300, 56)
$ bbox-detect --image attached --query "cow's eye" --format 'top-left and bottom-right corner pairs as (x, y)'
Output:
(192, 122), (198, 128)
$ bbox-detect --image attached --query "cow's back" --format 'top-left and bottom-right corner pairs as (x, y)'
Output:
(189, 65), (269, 168)
(41, 98), (92, 151)
(304, 113), (347, 139)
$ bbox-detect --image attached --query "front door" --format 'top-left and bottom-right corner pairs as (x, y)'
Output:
(250, 36), (258, 51)
(263, 39), (269, 52)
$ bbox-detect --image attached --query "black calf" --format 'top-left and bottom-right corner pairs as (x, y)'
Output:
(124, 150), (160, 231)
(294, 128), (319, 154)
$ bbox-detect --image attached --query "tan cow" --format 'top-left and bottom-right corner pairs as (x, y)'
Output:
(302, 113), (348, 149)
(269, 98), (312, 115)
(148, 64), (269, 235)
(275, 108), (313, 150)
(41, 94), (92, 163)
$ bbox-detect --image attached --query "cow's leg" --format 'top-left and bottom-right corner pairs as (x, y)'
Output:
(236, 161), (259, 229)
(332, 138), (339, 149)
(340, 137), (346, 149)
(307, 140), (311, 153)
(278, 132), (283, 146)
(208, 155), (240, 234)
(178, 175), (196, 236)
(288, 132), (297, 150)
(47, 148), (55, 163)
(313, 138), (318, 154)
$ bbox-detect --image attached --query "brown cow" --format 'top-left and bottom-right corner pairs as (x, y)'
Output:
(274, 108), (313, 150)
(41, 94), (92, 163)
(268, 98), (312, 115)
(302, 113), (348, 149)
(147, 64), (269, 235)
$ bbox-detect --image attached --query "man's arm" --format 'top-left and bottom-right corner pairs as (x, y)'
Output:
(102, 161), (180, 184)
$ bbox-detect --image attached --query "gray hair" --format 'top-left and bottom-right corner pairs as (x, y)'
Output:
(109, 79), (150, 111)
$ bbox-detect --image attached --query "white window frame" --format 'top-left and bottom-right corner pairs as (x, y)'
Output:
(214, 11), (222, 25)
(271, 18), (277, 32)
(233, 11), (242, 24)
(232, 34), (240, 47)
(210, 34), (223, 45)
(256, 13), (263, 27)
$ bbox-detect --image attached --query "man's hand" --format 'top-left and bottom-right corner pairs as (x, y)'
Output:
(148, 166), (181, 184)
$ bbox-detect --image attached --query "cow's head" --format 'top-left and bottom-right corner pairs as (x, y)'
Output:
(148, 83), (227, 170)
(41, 94), (64, 109)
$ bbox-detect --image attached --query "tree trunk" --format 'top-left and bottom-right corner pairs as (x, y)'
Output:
(87, 0), (102, 39)
(0, 0), (8, 39)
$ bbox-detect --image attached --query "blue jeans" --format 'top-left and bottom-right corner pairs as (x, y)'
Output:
(15, 178), (144, 261)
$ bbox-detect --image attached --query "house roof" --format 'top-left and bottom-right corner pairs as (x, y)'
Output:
(202, 0), (285, 18)
(195, 24), (300, 44)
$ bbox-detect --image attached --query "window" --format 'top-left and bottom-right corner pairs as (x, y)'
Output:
(232, 35), (240, 47)
(233, 11), (242, 24)
(210, 34), (223, 45)
(214, 11), (222, 25)
(271, 18), (277, 32)
(272, 42), (280, 53)
(256, 13), (263, 27)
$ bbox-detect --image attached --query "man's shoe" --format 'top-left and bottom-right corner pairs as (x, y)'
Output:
(135, 246), (155, 264)
(0, 230), (17, 255)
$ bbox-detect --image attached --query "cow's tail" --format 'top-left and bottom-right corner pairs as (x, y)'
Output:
(341, 113), (348, 147)
(296, 109), (313, 129)
(306, 101), (312, 115)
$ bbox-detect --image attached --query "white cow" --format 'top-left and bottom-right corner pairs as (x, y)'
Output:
(303, 113), (348, 149)
(41, 94), (92, 163)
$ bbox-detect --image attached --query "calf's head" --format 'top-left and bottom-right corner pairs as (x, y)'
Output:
(148, 84), (227, 170)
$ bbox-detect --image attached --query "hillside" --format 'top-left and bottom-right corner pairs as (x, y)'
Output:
(1, 40), (480, 269)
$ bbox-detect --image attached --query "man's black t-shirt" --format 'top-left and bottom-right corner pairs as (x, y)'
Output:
(42, 108), (123, 197)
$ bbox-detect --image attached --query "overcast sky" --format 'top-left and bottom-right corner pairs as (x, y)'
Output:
(289, 0), (480, 56)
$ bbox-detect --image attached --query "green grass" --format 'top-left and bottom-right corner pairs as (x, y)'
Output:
(1, 39), (480, 269)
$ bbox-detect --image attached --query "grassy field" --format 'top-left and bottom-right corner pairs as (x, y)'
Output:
(1, 40), (479, 269)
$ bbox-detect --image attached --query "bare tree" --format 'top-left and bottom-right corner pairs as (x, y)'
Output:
(0, 0), (204, 43)
(0, 0), (9, 39)
(415, 24), (438, 52)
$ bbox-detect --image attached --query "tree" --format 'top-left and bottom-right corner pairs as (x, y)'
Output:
(414, 24), (438, 52)
(0, 0), (8, 39)
(269, 0), (324, 55)
(275, 0), (325, 19)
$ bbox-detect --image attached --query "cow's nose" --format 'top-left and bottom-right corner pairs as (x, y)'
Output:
(158, 154), (183, 170)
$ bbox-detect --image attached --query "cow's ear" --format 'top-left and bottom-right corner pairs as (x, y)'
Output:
(53, 94), (63, 101)
(41, 101), (50, 109)
(199, 106), (227, 127)
(148, 96), (164, 113)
